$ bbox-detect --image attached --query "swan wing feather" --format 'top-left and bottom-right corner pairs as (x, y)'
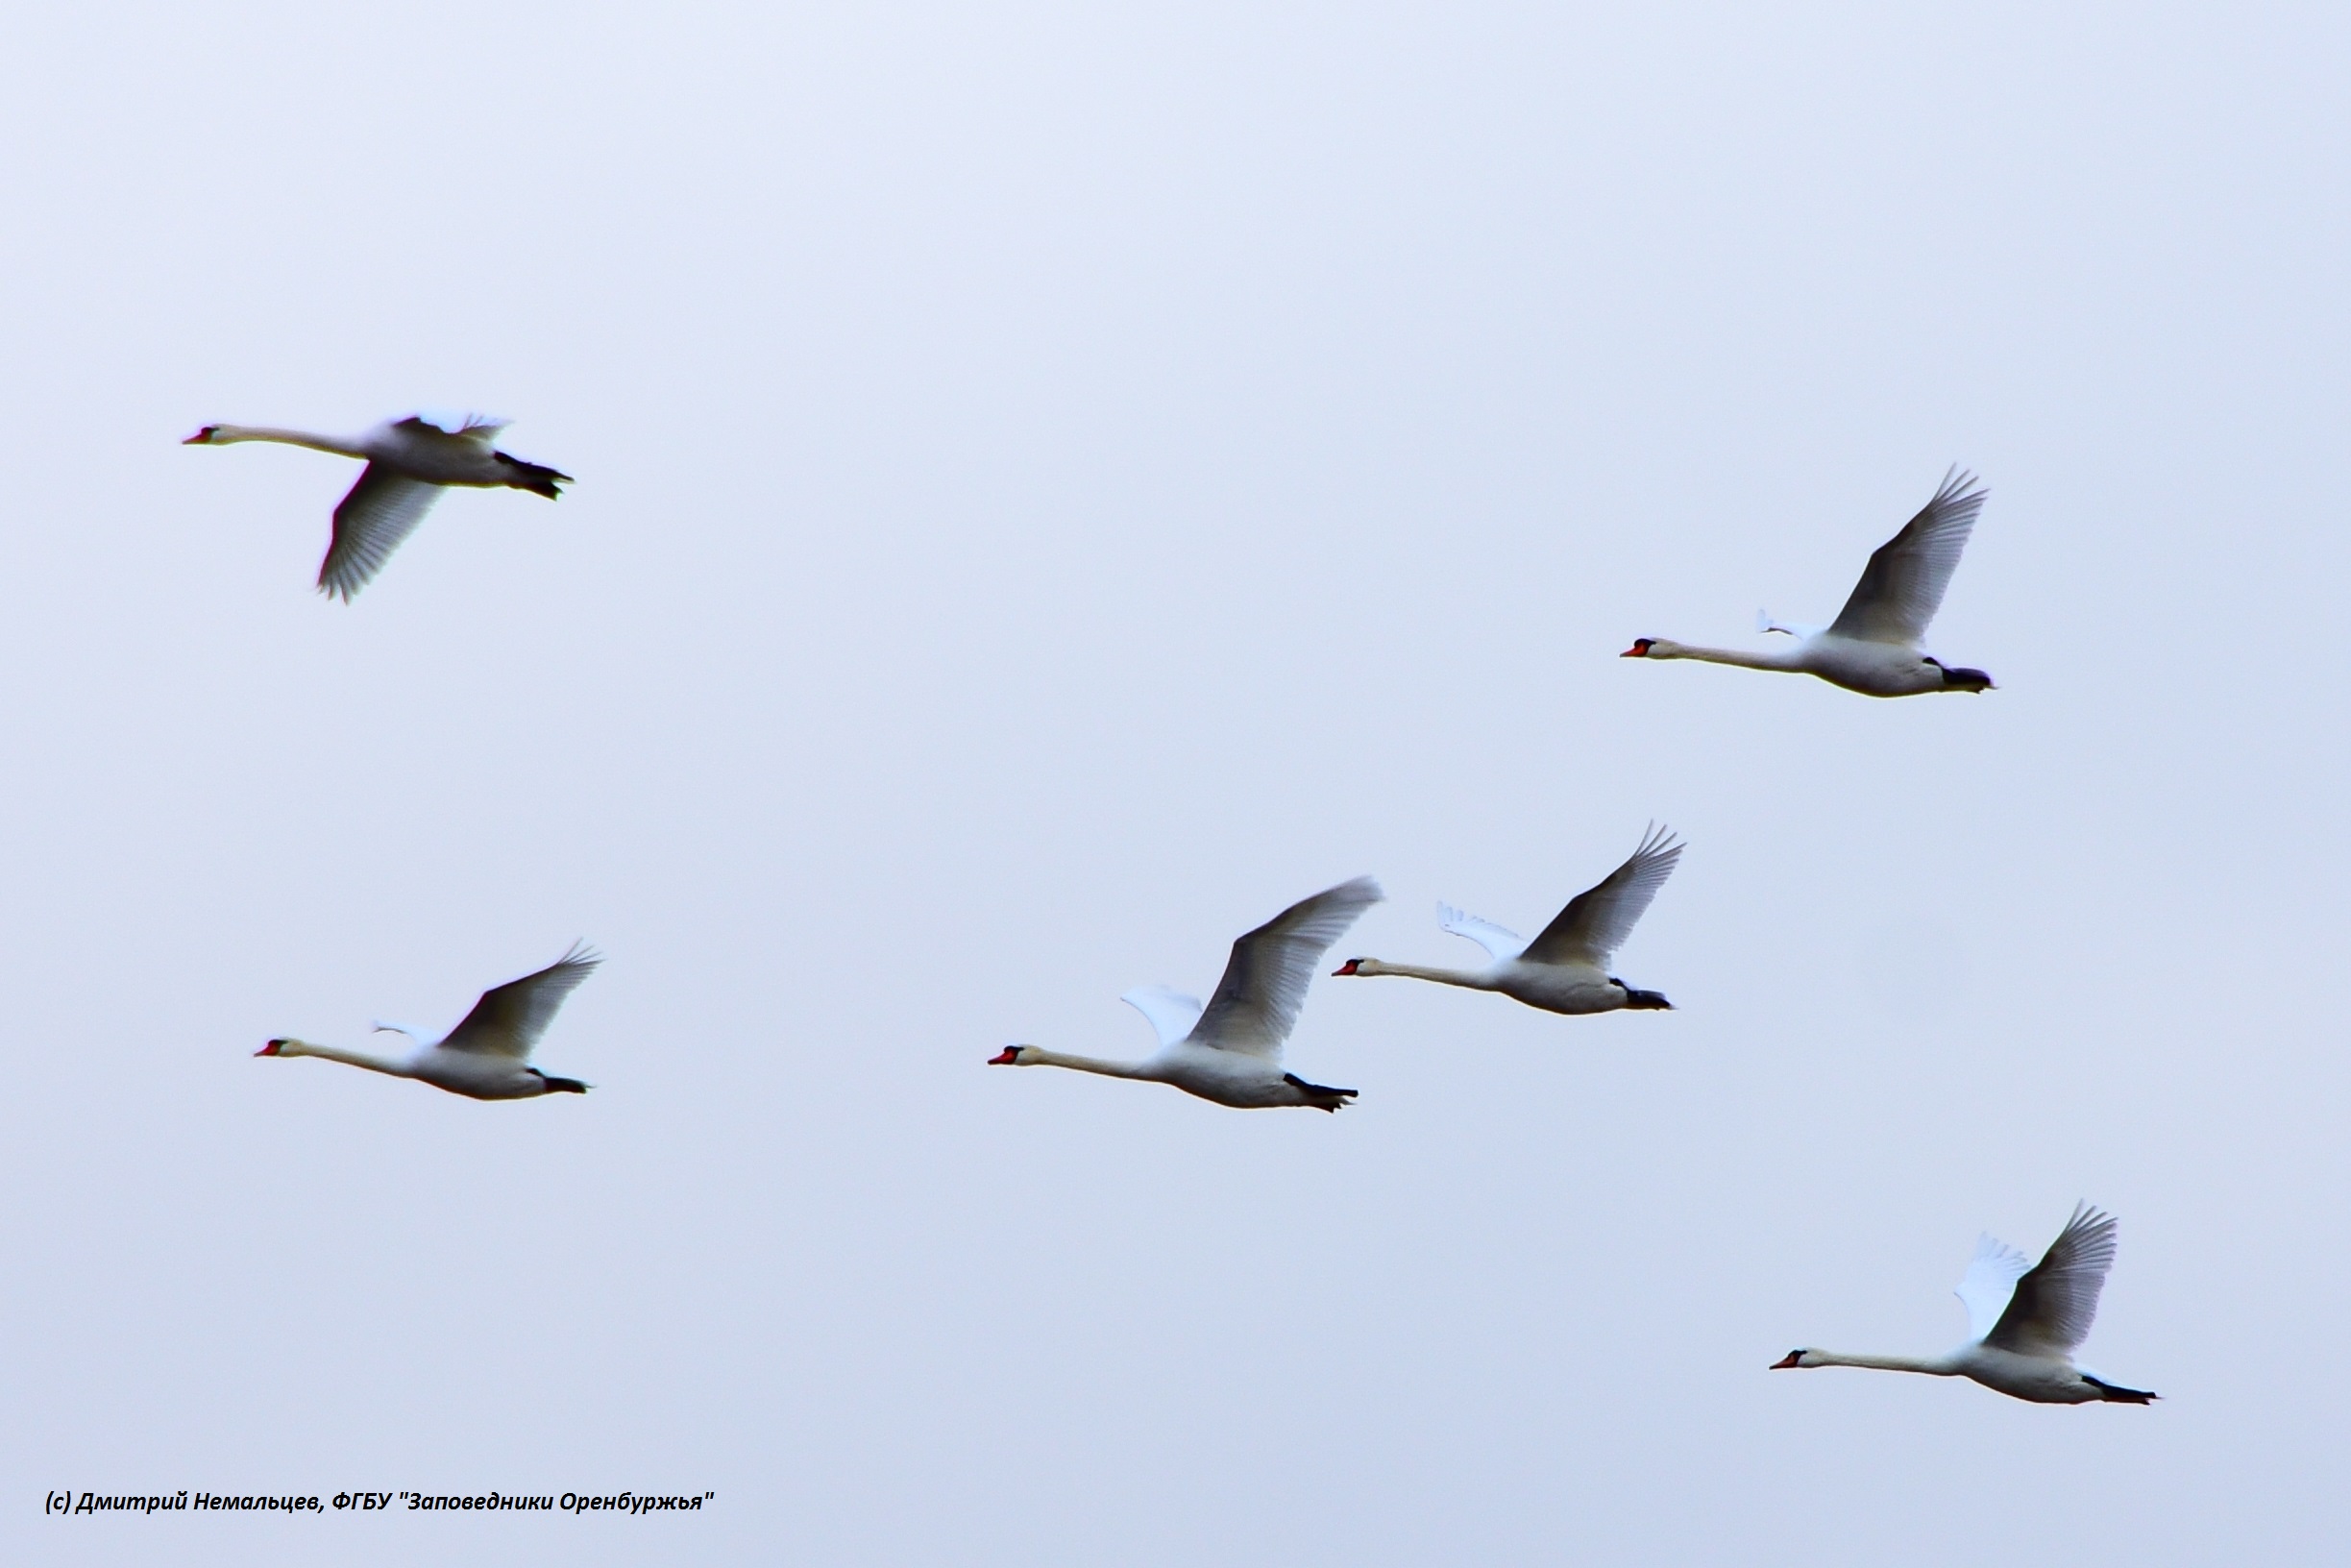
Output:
(1191, 876), (1383, 1058)
(1518, 825), (1683, 967)
(1436, 903), (1525, 961)
(1120, 985), (1205, 1048)
(1825, 467), (1986, 645)
(398, 412), (509, 444)
(436, 943), (601, 1060)
(1953, 1232), (2034, 1341)
(1982, 1203), (2119, 1358)
(320, 464), (443, 601)
(1756, 608), (1822, 639)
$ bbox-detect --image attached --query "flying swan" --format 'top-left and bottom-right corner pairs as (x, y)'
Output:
(1333, 825), (1682, 1016)
(1623, 468), (1993, 697)
(1772, 1203), (2157, 1404)
(184, 413), (572, 600)
(257, 944), (600, 1100)
(990, 877), (1382, 1110)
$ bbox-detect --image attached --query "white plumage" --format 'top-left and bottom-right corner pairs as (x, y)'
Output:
(257, 944), (600, 1100)
(992, 878), (1382, 1110)
(1334, 827), (1682, 1017)
(185, 413), (572, 600)
(1772, 1204), (2156, 1405)
(1623, 469), (1994, 697)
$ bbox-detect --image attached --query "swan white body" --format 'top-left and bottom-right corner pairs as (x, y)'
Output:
(184, 414), (572, 600)
(991, 877), (1382, 1111)
(1624, 468), (1993, 697)
(1773, 1204), (2156, 1405)
(1334, 826), (1681, 1017)
(258, 944), (599, 1100)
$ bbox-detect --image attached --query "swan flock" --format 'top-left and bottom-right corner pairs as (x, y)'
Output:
(200, 414), (2158, 1413)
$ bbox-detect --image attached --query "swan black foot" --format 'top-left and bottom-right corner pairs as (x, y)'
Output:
(494, 453), (574, 499)
(1283, 1072), (1358, 1113)
(1614, 981), (1673, 1010)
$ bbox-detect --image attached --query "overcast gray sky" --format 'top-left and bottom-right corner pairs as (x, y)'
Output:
(4, 2), (2347, 1563)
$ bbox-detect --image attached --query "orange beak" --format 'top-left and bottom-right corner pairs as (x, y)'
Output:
(1770, 1352), (1801, 1369)
(988, 1047), (1019, 1065)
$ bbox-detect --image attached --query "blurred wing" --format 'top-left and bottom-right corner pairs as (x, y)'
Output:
(437, 943), (601, 1060)
(1983, 1204), (2119, 1358)
(320, 465), (442, 601)
(1757, 608), (1823, 639)
(1436, 903), (1524, 962)
(1192, 877), (1384, 1058)
(400, 411), (508, 445)
(1519, 826), (1683, 967)
(1120, 985), (1205, 1048)
(1953, 1233), (2034, 1342)
(1825, 467), (1987, 645)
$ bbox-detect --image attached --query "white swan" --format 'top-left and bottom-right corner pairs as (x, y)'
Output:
(990, 877), (1382, 1110)
(1623, 468), (1993, 697)
(257, 944), (600, 1100)
(184, 414), (572, 600)
(1332, 826), (1681, 1016)
(1772, 1204), (2156, 1404)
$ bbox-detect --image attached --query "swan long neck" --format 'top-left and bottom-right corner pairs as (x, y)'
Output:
(1804, 1349), (1958, 1377)
(1641, 638), (1802, 672)
(1024, 1048), (1162, 1081)
(277, 1039), (416, 1077)
(1350, 958), (1500, 991)
(205, 425), (369, 458)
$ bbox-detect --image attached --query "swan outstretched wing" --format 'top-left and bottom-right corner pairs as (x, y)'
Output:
(437, 943), (601, 1060)
(1436, 903), (1525, 962)
(1192, 877), (1383, 1058)
(1953, 1232), (2034, 1342)
(1982, 1204), (2119, 1359)
(1825, 467), (1987, 646)
(1120, 985), (1205, 1048)
(1518, 826), (1683, 968)
(320, 464), (444, 601)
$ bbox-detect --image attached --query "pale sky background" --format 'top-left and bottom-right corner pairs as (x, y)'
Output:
(3, 3), (2347, 1563)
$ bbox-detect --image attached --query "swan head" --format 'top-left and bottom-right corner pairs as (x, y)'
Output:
(1923, 657), (1994, 693)
(257, 1038), (305, 1058)
(1333, 958), (1368, 976)
(1771, 1349), (1819, 1369)
(183, 426), (222, 445)
(989, 1045), (1038, 1066)
(1620, 638), (1656, 658)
